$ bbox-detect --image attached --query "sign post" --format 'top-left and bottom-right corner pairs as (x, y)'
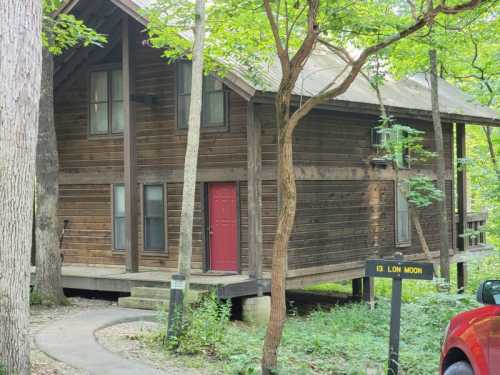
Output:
(167, 273), (186, 339)
(365, 253), (434, 375)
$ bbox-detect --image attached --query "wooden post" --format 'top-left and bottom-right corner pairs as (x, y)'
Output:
(123, 15), (138, 272)
(247, 101), (263, 294)
(352, 278), (362, 299)
(363, 276), (375, 309)
(456, 123), (467, 292)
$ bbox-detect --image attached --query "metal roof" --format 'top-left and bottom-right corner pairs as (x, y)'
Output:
(57, 0), (500, 125)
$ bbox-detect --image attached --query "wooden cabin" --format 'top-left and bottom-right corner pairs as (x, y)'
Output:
(51, 0), (499, 297)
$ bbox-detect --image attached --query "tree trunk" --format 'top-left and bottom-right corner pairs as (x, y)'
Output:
(429, 49), (450, 283)
(34, 45), (65, 305)
(410, 207), (438, 277)
(177, 0), (205, 286)
(0, 1), (42, 374)
(482, 126), (499, 180)
(262, 94), (296, 374)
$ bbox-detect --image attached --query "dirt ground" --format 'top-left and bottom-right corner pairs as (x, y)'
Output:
(30, 297), (113, 375)
(96, 321), (210, 375)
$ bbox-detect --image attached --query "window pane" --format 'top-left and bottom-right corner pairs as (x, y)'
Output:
(112, 70), (123, 101)
(90, 103), (108, 134)
(205, 76), (223, 91)
(114, 217), (126, 250)
(145, 218), (165, 249)
(112, 101), (124, 133)
(178, 94), (190, 129)
(114, 185), (125, 217)
(397, 210), (409, 242)
(113, 185), (125, 250)
(90, 71), (108, 102)
(179, 62), (192, 94)
(144, 185), (165, 249)
(145, 186), (163, 217)
(205, 91), (224, 125)
(397, 185), (410, 244)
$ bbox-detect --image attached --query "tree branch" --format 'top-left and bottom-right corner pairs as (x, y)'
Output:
(288, 0), (320, 82)
(286, 0), (484, 132)
(263, 0), (288, 72)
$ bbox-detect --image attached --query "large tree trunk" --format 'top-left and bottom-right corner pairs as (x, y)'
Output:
(177, 0), (205, 285)
(262, 94), (296, 375)
(34, 46), (65, 305)
(0, 1), (42, 374)
(429, 49), (450, 283)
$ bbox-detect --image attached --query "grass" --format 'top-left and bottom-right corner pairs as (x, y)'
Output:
(140, 252), (499, 375)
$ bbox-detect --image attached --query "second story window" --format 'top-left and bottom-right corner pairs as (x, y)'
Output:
(89, 68), (123, 135)
(176, 61), (226, 129)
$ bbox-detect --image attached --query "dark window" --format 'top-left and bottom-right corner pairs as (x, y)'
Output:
(113, 184), (126, 250)
(176, 61), (226, 129)
(89, 69), (123, 135)
(144, 185), (165, 250)
(396, 182), (411, 246)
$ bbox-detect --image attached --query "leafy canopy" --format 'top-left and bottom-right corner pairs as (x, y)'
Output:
(42, 0), (106, 56)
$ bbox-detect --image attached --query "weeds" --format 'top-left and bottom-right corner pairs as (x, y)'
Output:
(156, 292), (231, 356)
(30, 290), (43, 306)
(140, 255), (497, 374)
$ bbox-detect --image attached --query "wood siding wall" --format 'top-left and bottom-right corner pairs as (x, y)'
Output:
(287, 180), (453, 270)
(261, 105), (453, 171)
(55, 26), (249, 270)
(258, 104), (455, 272)
(55, 17), (457, 277)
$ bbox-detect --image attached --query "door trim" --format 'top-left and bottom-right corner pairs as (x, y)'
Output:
(203, 181), (241, 274)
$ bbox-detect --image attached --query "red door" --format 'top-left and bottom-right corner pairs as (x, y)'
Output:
(208, 183), (238, 272)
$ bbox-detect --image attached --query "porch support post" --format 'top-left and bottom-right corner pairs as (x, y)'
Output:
(247, 101), (263, 294)
(352, 278), (362, 299)
(362, 276), (375, 309)
(456, 123), (467, 292)
(123, 15), (138, 272)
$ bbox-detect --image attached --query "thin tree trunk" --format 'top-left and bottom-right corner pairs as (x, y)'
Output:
(410, 207), (438, 277)
(177, 0), (205, 287)
(482, 126), (499, 180)
(262, 92), (297, 374)
(34, 45), (65, 305)
(429, 49), (450, 283)
(0, 1), (42, 374)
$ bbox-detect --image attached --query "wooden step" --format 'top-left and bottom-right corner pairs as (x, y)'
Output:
(118, 297), (168, 310)
(131, 287), (170, 300)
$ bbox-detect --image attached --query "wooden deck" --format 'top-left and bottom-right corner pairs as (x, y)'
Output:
(30, 266), (254, 296)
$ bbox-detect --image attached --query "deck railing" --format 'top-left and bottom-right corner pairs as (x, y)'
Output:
(456, 212), (488, 250)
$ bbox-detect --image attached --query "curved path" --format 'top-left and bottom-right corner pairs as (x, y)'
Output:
(35, 307), (164, 375)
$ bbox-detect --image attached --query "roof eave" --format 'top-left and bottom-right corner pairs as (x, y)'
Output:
(253, 91), (500, 127)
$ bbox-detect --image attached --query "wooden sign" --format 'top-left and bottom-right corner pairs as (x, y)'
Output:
(365, 255), (434, 375)
(365, 259), (434, 280)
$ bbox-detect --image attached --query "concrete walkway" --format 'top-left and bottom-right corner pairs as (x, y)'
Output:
(35, 308), (164, 375)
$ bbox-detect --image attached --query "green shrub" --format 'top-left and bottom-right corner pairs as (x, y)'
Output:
(165, 292), (231, 356)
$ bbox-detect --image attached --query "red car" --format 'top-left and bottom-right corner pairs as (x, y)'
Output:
(441, 280), (500, 375)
